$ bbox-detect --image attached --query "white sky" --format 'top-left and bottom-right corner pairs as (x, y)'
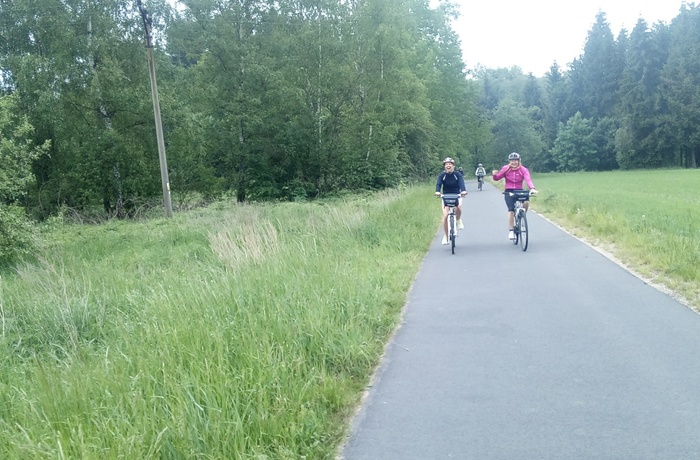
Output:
(451, 0), (688, 76)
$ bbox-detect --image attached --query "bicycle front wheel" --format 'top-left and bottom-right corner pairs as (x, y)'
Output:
(519, 212), (529, 251)
(449, 214), (456, 254)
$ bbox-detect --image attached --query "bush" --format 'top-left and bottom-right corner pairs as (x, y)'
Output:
(0, 204), (35, 267)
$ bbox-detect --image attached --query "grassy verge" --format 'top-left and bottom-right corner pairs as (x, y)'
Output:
(529, 169), (700, 311)
(0, 186), (439, 459)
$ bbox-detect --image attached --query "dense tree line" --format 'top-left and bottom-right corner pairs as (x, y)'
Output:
(0, 0), (486, 221)
(477, 5), (700, 173)
(1, 0), (700, 241)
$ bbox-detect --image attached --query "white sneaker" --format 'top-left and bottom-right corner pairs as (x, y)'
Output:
(442, 235), (449, 245)
(457, 219), (464, 230)
(508, 230), (515, 240)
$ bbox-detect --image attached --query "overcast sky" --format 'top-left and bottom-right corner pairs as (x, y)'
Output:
(451, 0), (688, 76)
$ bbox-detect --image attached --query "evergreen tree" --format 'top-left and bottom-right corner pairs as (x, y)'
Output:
(660, 3), (700, 168)
(538, 62), (568, 171)
(616, 19), (671, 168)
(567, 12), (622, 119)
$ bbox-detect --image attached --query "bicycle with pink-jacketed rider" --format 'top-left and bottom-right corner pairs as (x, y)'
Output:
(491, 152), (538, 243)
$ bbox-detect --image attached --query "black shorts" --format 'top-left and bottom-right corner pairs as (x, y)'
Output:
(504, 189), (528, 212)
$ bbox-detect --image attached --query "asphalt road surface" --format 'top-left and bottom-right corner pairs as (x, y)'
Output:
(339, 181), (700, 460)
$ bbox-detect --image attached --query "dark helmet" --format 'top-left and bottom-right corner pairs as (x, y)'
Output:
(508, 152), (521, 161)
(442, 157), (455, 165)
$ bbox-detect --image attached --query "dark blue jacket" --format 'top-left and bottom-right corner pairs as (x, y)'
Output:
(435, 171), (466, 195)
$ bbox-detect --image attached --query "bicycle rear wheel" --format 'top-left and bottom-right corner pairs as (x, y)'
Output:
(519, 212), (529, 251)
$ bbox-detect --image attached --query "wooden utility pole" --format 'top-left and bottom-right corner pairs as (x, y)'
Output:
(136, 0), (173, 218)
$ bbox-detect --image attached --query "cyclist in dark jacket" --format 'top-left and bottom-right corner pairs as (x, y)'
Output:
(435, 157), (467, 245)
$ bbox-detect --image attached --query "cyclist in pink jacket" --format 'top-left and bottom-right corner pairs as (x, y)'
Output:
(491, 152), (538, 240)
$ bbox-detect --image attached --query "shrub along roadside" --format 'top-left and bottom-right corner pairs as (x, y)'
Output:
(0, 186), (439, 459)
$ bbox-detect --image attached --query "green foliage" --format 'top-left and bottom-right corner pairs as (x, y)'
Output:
(0, 95), (50, 202)
(567, 11), (622, 120)
(0, 204), (35, 267)
(616, 19), (671, 169)
(476, 5), (700, 173)
(487, 98), (544, 167)
(660, 5), (700, 168)
(551, 113), (617, 172)
(0, 0), (171, 217)
(0, 94), (49, 266)
(3, 0), (700, 223)
(552, 112), (595, 171)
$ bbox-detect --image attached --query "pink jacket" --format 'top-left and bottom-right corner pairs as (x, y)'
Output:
(493, 165), (534, 190)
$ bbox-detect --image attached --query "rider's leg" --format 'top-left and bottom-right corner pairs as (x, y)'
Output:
(504, 193), (516, 239)
(456, 197), (465, 229)
(523, 200), (530, 212)
(442, 206), (449, 237)
(507, 211), (515, 239)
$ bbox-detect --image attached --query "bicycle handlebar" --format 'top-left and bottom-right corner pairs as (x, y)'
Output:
(436, 192), (467, 197)
(503, 189), (537, 196)
(503, 189), (537, 201)
(439, 193), (462, 207)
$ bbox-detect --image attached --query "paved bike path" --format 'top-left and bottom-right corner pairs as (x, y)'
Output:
(339, 182), (700, 459)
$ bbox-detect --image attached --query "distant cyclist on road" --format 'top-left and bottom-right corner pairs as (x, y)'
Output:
(491, 152), (538, 241)
(475, 164), (486, 189)
(435, 157), (467, 245)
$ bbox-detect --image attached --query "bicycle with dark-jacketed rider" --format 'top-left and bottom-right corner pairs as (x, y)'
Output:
(435, 157), (467, 248)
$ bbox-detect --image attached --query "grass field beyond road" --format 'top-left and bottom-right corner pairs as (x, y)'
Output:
(531, 169), (700, 311)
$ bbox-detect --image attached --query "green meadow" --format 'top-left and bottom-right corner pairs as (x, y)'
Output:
(1, 170), (698, 458)
(531, 169), (700, 310)
(0, 187), (438, 459)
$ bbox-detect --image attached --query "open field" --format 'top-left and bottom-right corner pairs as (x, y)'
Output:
(530, 169), (700, 311)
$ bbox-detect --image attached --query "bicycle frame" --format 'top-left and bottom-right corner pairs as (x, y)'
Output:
(513, 201), (528, 251)
(441, 194), (460, 254)
(505, 190), (531, 251)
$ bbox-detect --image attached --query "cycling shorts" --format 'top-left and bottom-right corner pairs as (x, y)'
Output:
(504, 189), (528, 212)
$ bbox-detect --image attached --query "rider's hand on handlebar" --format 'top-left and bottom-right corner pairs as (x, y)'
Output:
(529, 189), (538, 196)
(460, 191), (467, 197)
(435, 192), (442, 197)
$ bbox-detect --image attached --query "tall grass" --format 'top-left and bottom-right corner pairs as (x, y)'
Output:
(0, 186), (438, 459)
(532, 169), (700, 310)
